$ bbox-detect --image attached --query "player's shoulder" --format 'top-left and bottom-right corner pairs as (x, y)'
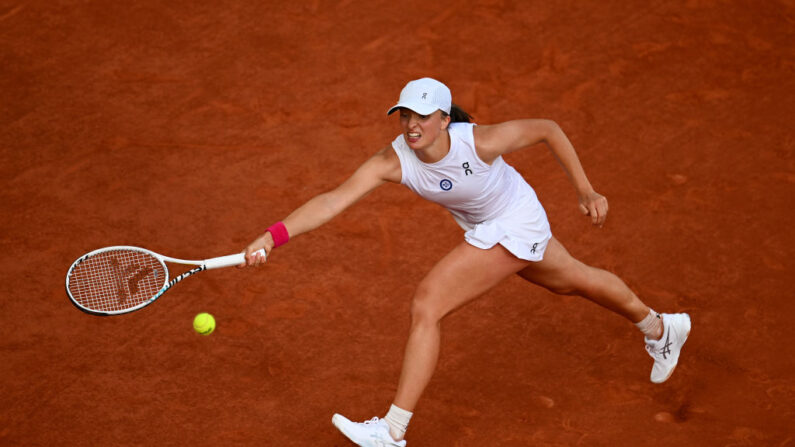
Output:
(472, 120), (508, 140)
(472, 119), (538, 163)
(374, 144), (399, 161)
(367, 145), (402, 183)
(472, 122), (502, 153)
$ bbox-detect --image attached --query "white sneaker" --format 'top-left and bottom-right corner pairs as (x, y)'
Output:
(645, 313), (691, 383)
(332, 414), (406, 447)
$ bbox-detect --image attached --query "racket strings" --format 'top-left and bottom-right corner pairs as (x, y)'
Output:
(68, 249), (167, 313)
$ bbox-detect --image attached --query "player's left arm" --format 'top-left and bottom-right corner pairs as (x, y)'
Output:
(474, 119), (608, 226)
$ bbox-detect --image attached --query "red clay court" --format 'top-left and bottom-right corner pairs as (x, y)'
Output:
(1, 1), (793, 445)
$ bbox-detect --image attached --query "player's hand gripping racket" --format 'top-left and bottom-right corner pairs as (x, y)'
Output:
(66, 246), (266, 315)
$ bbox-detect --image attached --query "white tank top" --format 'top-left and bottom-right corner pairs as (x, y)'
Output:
(391, 122), (537, 225)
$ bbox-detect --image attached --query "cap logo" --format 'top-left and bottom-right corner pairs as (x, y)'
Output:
(421, 92), (427, 100)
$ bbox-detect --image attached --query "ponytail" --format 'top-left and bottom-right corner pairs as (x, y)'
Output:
(444, 103), (472, 123)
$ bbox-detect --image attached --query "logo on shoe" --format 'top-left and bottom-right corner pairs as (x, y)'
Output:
(661, 333), (672, 359)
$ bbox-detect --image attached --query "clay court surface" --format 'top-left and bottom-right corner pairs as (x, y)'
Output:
(2, 1), (793, 445)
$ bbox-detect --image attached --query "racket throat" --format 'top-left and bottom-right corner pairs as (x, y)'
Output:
(153, 265), (207, 300)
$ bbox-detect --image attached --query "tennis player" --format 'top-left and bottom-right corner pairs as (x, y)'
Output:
(243, 78), (691, 446)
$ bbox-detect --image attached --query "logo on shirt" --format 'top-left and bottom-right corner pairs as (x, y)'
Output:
(462, 162), (473, 176)
(440, 179), (453, 191)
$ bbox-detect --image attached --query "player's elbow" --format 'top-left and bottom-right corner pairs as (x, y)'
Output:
(537, 119), (562, 142)
(514, 119), (562, 148)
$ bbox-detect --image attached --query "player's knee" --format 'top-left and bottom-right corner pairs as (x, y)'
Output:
(545, 263), (598, 296)
(410, 299), (439, 326)
(544, 271), (589, 296)
(410, 283), (444, 326)
(545, 282), (579, 296)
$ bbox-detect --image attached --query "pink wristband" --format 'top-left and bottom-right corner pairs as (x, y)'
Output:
(266, 222), (289, 248)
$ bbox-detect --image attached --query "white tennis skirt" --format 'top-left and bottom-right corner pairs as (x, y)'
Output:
(451, 194), (552, 262)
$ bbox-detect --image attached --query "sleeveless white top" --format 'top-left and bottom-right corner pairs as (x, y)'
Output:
(391, 122), (552, 261)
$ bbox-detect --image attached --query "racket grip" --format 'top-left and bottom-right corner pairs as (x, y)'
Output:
(204, 249), (266, 270)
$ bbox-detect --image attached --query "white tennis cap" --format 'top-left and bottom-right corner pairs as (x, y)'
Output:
(387, 77), (452, 115)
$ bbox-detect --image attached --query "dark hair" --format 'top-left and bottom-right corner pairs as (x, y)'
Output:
(443, 103), (472, 123)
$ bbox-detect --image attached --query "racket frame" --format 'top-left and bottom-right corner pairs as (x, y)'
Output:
(66, 245), (262, 315)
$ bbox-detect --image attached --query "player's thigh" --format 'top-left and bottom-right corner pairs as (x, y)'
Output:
(516, 237), (589, 294)
(413, 242), (530, 321)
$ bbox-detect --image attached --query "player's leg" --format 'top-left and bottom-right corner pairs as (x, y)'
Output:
(517, 237), (690, 383)
(392, 241), (530, 414)
(333, 242), (530, 445)
(517, 237), (650, 322)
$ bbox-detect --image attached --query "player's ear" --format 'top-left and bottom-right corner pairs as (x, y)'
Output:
(441, 112), (451, 130)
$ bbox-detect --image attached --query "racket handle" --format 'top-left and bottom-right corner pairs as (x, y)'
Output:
(204, 249), (266, 270)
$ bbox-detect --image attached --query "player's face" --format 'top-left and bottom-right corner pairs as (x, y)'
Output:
(398, 109), (450, 150)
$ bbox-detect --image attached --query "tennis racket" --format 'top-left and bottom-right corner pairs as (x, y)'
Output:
(66, 246), (265, 315)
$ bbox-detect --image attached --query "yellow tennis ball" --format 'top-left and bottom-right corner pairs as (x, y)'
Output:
(193, 313), (215, 335)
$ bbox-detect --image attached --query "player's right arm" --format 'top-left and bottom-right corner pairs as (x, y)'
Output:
(243, 146), (401, 265)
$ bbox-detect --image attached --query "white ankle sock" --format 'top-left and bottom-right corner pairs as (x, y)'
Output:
(384, 404), (412, 440)
(635, 309), (663, 340)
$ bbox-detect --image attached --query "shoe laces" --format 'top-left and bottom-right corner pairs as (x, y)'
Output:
(361, 417), (396, 444)
(363, 417), (382, 425)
